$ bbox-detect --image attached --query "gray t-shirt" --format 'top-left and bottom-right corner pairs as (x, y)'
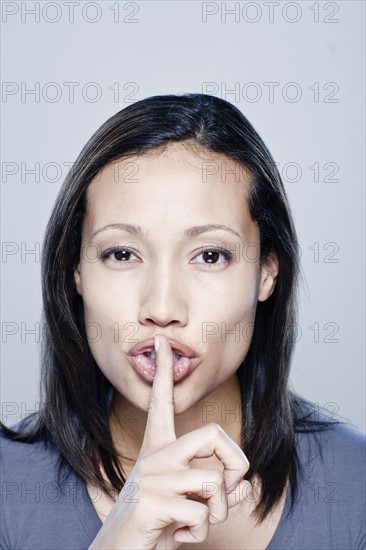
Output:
(1, 410), (365, 549)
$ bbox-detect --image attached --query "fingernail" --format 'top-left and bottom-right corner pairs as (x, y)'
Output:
(154, 335), (160, 352)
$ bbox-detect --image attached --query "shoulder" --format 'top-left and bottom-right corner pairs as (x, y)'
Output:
(0, 419), (91, 549)
(0, 418), (62, 478)
(294, 401), (366, 467)
(294, 399), (365, 489)
(0, 417), (70, 518)
(320, 418), (365, 461)
(291, 402), (365, 549)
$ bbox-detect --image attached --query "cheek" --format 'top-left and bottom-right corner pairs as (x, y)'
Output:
(227, 284), (258, 327)
(201, 269), (259, 333)
(79, 267), (124, 360)
(80, 263), (130, 324)
(208, 275), (259, 369)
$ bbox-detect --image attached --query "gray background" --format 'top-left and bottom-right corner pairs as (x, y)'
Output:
(1, 1), (365, 432)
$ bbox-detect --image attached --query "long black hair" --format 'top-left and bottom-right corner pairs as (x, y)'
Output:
(1, 93), (341, 523)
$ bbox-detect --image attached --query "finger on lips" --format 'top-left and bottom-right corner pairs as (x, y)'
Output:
(140, 334), (176, 456)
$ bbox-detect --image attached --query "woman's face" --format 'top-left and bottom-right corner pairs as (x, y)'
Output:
(74, 143), (278, 415)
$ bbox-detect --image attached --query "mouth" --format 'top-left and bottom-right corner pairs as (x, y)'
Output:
(127, 337), (198, 359)
(126, 350), (200, 384)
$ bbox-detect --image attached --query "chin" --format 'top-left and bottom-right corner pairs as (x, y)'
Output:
(173, 398), (194, 416)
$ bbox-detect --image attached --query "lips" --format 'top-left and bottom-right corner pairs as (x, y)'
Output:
(126, 354), (200, 384)
(126, 336), (200, 384)
(127, 337), (198, 359)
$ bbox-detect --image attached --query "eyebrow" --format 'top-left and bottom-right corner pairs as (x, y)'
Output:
(91, 223), (242, 240)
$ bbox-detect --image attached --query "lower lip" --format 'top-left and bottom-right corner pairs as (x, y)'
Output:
(127, 353), (200, 384)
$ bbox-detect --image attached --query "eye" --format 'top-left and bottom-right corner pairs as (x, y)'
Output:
(100, 247), (140, 266)
(100, 246), (234, 269)
(191, 247), (233, 267)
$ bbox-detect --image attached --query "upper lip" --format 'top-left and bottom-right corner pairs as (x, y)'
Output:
(127, 337), (198, 358)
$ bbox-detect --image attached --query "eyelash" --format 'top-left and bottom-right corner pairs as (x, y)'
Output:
(100, 246), (234, 268)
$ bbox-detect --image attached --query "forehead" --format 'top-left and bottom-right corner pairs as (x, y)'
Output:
(84, 143), (255, 240)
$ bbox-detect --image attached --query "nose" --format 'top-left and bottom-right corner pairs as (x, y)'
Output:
(138, 263), (188, 328)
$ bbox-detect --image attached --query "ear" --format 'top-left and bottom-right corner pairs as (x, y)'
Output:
(258, 251), (279, 302)
(74, 263), (82, 296)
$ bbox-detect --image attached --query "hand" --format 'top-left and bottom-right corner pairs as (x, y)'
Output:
(89, 334), (251, 549)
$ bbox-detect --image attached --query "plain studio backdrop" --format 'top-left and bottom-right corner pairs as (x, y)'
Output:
(1, 1), (365, 432)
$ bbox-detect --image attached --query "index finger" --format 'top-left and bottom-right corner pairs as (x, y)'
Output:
(140, 334), (176, 457)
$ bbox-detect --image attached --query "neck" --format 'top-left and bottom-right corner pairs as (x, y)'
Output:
(109, 373), (243, 475)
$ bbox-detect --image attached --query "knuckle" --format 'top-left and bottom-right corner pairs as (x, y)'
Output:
(193, 531), (207, 543)
(196, 504), (210, 523)
(241, 452), (250, 470)
(147, 394), (160, 409)
(210, 504), (229, 525)
(221, 506), (229, 522)
(148, 394), (174, 410)
(207, 422), (223, 438)
(211, 469), (224, 486)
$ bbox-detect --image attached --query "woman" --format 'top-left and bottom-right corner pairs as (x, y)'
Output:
(1, 94), (365, 549)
